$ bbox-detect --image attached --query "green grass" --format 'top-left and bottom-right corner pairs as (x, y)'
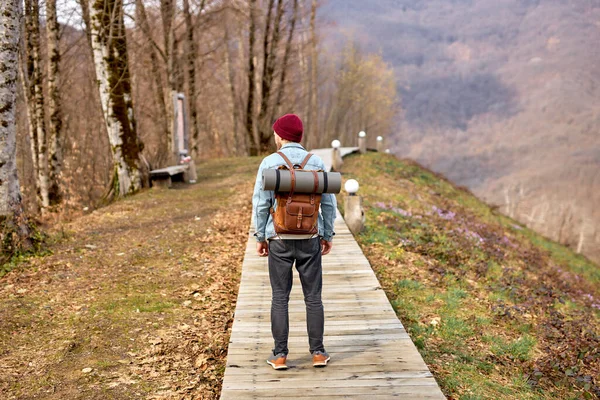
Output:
(489, 335), (536, 362)
(98, 295), (176, 315)
(341, 152), (600, 399)
(396, 279), (423, 290)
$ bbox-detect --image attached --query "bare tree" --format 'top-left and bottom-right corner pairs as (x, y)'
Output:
(183, 0), (204, 157)
(135, 0), (170, 166)
(308, 0), (318, 148)
(1, 0), (32, 258)
(46, 0), (63, 206)
(296, 0), (310, 145)
(246, 0), (259, 155)
(272, 0), (299, 122)
(88, 0), (144, 197)
(224, 15), (241, 155)
(256, 0), (284, 153)
(22, 0), (50, 210)
(161, 0), (177, 160)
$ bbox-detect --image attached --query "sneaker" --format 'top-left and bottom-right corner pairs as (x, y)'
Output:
(266, 353), (288, 370)
(312, 350), (330, 367)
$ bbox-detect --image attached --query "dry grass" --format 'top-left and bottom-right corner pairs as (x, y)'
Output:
(0, 157), (259, 400)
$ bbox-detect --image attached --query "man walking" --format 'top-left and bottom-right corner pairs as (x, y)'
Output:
(252, 114), (337, 370)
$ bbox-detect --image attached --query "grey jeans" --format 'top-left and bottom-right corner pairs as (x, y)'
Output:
(268, 237), (325, 356)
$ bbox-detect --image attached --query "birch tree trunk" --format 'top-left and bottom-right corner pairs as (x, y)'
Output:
(161, 0), (176, 161)
(1, 0), (32, 257)
(89, 0), (143, 197)
(20, 57), (40, 201)
(46, 0), (63, 206)
(23, 0), (50, 210)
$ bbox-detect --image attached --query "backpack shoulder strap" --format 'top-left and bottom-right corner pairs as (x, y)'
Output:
(277, 151), (294, 169)
(277, 151), (297, 195)
(300, 153), (313, 169)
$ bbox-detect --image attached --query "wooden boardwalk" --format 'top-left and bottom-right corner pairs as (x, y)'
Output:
(221, 218), (445, 398)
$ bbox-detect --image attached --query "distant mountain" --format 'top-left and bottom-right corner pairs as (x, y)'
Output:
(322, 0), (600, 263)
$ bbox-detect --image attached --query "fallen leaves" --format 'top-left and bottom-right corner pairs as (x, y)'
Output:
(0, 158), (256, 399)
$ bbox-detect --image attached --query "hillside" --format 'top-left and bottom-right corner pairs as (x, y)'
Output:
(0, 153), (598, 399)
(322, 0), (600, 264)
(340, 153), (599, 399)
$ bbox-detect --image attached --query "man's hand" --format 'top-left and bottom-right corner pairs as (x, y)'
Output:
(257, 241), (269, 257)
(320, 239), (333, 256)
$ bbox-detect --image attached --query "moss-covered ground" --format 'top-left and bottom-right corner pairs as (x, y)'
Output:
(339, 153), (599, 400)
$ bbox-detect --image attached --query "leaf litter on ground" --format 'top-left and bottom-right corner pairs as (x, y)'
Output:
(0, 157), (258, 400)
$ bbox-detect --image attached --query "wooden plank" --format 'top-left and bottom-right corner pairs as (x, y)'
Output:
(223, 367), (433, 379)
(221, 385), (443, 399)
(230, 334), (410, 345)
(225, 351), (427, 366)
(149, 165), (188, 176)
(229, 319), (403, 329)
(233, 306), (394, 315)
(223, 378), (438, 390)
(235, 298), (388, 306)
(230, 326), (404, 335)
(223, 395), (443, 400)
(231, 315), (400, 324)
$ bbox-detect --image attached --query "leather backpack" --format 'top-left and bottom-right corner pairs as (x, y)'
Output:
(270, 151), (321, 236)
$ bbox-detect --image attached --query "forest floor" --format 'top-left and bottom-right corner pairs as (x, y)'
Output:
(1, 153), (599, 400)
(0, 157), (259, 400)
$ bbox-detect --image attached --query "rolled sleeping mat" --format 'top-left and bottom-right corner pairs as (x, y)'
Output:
(262, 169), (342, 194)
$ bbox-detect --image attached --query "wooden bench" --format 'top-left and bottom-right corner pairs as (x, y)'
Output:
(150, 165), (189, 188)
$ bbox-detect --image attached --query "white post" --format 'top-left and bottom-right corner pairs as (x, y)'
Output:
(331, 139), (343, 171)
(173, 92), (189, 164)
(344, 179), (364, 234)
(185, 159), (198, 183)
(358, 131), (367, 154)
(376, 136), (384, 152)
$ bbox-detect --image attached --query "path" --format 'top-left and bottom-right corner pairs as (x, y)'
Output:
(310, 147), (359, 172)
(220, 148), (445, 399)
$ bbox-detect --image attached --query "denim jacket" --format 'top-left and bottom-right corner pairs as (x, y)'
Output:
(252, 143), (337, 242)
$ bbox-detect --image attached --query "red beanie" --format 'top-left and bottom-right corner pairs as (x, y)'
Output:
(273, 114), (303, 142)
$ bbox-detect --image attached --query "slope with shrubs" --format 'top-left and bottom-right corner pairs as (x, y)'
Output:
(339, 153), (599, 400)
